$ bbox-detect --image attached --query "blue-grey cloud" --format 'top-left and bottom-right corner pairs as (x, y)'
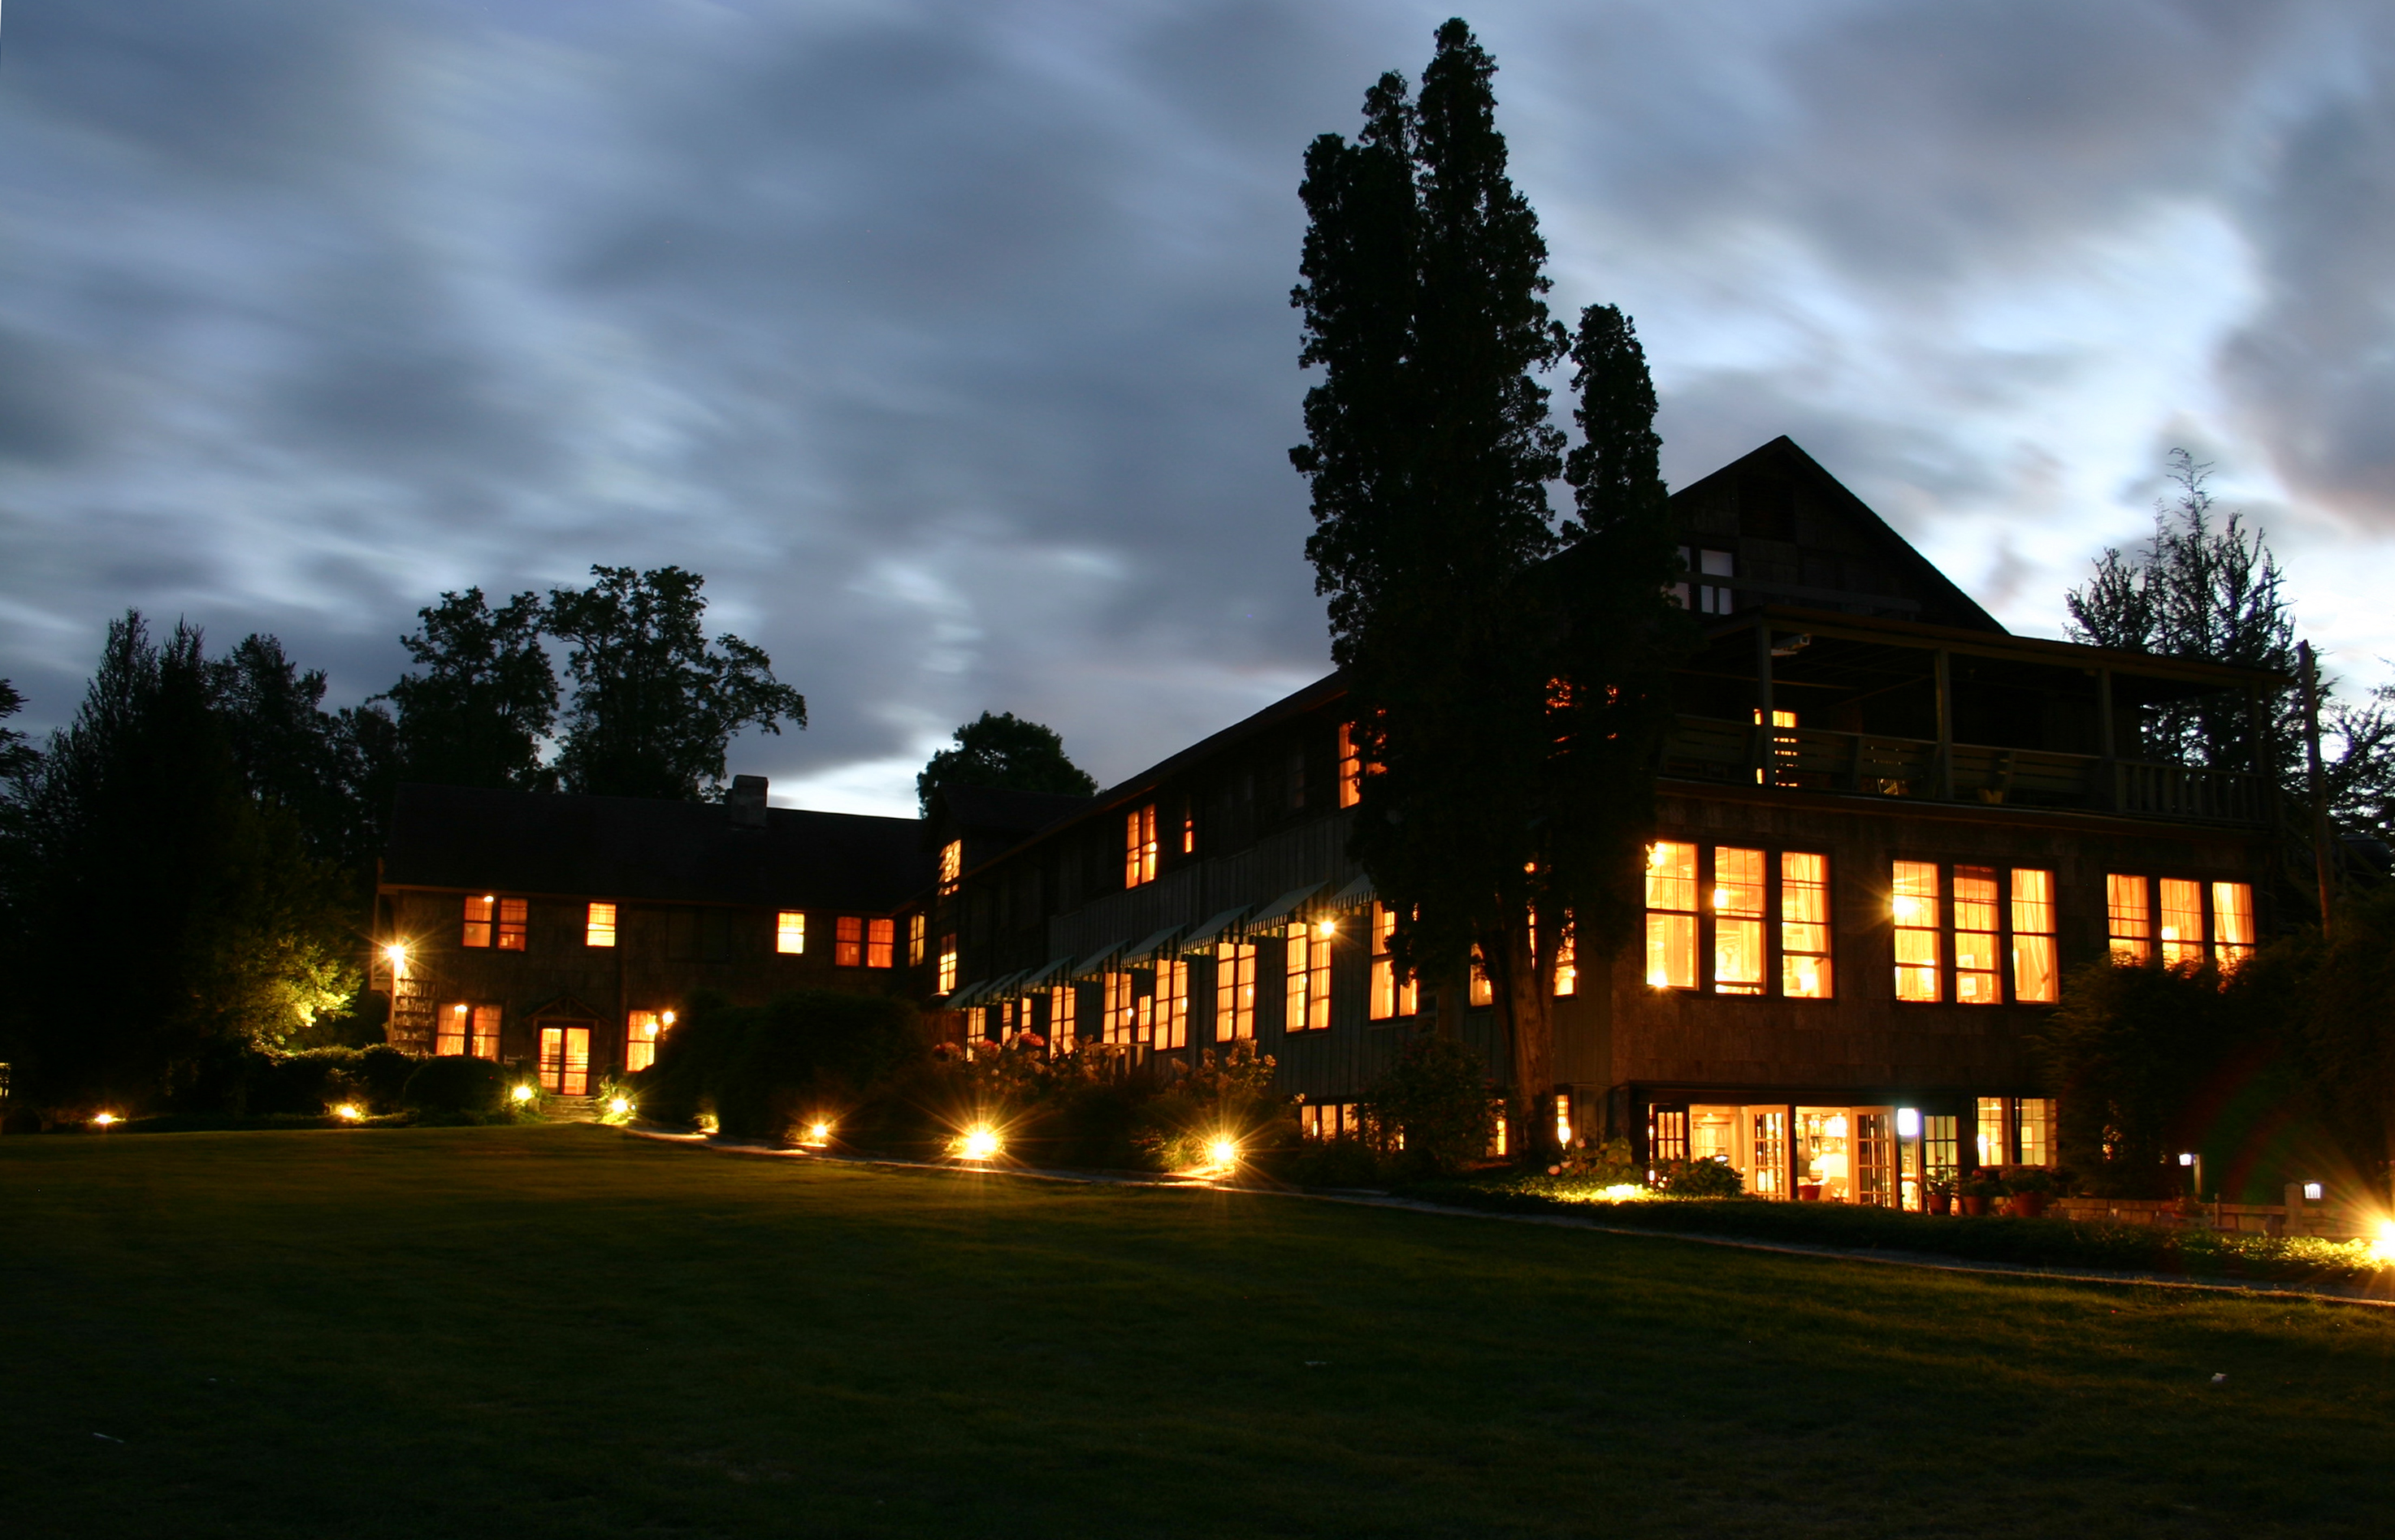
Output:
(2, 0), (2392, 811)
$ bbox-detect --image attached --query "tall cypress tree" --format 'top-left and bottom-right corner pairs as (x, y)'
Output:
(1295, 24), (1689, 1160)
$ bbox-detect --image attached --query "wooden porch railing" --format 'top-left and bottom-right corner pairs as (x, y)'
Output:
(1661, 716), (2267, 824)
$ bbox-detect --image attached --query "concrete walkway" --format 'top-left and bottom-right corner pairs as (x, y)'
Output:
(623, 1125), (2395, 1310)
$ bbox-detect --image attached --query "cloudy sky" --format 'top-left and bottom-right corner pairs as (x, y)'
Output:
(3, 1), (2392, 815)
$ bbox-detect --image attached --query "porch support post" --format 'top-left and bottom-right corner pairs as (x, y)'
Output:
(1933, 649), (1954, 801)
(2095, 668), (2116, 811)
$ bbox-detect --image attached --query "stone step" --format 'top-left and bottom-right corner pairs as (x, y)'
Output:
(545, 1096), (600, 1123)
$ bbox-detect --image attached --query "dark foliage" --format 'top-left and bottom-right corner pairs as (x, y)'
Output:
(1361, 1034), (1496, 1176)
(401, 1055), (512, 1116)
(379, 586), (557, 794)
(548, 565), (806, 800)
(245, 1046), (418, 1115)
(0, 679), (33, 781)
(634, 989), (925, 1143)
(916, 711), (1098, 814)
(2294, 885), (2395, 1201)
(0, 614), (360, 1114)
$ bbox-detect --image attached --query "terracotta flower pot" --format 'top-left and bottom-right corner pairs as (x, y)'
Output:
(1960, 1195), (1990, 1216)
(1797, 1183), (1823, 1202)
(1927, 1193), (1952, 1216)
(2007, 1192), (2047, 1219)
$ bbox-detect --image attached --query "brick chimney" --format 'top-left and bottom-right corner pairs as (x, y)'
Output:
(728, 775), (769, 829)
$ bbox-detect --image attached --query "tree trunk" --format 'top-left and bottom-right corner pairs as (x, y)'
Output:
(1504, 916), (1557, 1166)
(1434, 977), (1464, 1040)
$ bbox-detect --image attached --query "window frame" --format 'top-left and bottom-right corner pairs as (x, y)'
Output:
(1890, 862), (2062, 1007)
(834, 915), (864, 968)
(2106, 873), (2258, 971)
(1644, 841), (1837, 1001)
(585, 902), (617, 949)
(776, 911), (807, 955)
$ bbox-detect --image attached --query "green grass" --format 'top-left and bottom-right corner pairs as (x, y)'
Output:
(6, 1127), (2395, 1538)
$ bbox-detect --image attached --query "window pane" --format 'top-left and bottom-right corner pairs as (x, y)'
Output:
(2212, 881), (2255, 966)
(470, 1005), (501, 1060)
(1713, 918), (1764, 994)
(1953, 867), (1998, 933)
(777, 911), (806, 954)
(1646, 912), (1696, 990)
(2107, 874), (2150, 962)
(1976, 1096), (2009, 1165)
(1216, 943), (1256, 1040)
(1781, 852), (1832, 999)
(836, 915), (863, 967)
(2159, 878), (2203, 967)
(2016, 1097), (2055, 1166)
(1892, 862), (1942, 1001)
(867, 918), (894, 969)
(1645, 841), (1697, 912)
(437, 1002), (468, 1057)
(463, 893), (494, 949)
(1954, 867), (1999, 1005)
(586, 902), (617, 948)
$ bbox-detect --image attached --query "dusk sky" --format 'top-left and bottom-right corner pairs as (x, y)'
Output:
(4, 1), (2392, 816)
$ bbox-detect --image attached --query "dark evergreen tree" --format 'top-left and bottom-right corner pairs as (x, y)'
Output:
(0, 615), (357, 1114)
(0, 678), (32, 781)
(917, 711), (1098, 813)
(381, 587), (557, 793)
(1294, 19), (1579, 1157)
(547, 565), (805, 800)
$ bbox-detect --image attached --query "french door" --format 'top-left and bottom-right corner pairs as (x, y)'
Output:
(539, 1026), (591, 1096)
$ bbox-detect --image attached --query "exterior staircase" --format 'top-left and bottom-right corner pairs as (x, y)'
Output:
(545, 1095), (600, 1123)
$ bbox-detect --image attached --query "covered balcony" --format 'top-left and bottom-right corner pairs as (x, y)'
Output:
(1662, 608), (2285, 826)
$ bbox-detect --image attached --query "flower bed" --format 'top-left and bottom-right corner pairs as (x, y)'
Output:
(1399, 1173), (2395, 1288)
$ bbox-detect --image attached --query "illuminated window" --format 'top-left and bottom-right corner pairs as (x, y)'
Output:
(1124, 804), (1158, 888)
(2010, 870), (2057, 1002)
(1751, 707), (1799, 785)
(1644, 842), (1698, 989)
(2016, 1097), (2055, 1166)
(1048, 984), (1077, 1052)
(1180, 798), (1196, 855)
(1215, 943), (1257, 1040)
(626, 1010), (666, 1072)
(777, 911), (806, 955)
(1552, 924), (1576, 997)
(1105, 971), (1137, 1045)
(1954, 866), (2000, 1006)
(1975, 1097), (2010, 1166)
(1489, 1110), (1509, 1157)
(1370, 902), (1418, 1019)
(907, 913), (925, 966)
(2213, 882), (2255, 968)
(938, 840), (963, 894)
(937, 936), (957, 994)
(2159, 878), (2204, 968)
(538, 1025), (591, 1096)
(1470, 945), (1495, 1006)
(1712, 846), (1765, 994)
(867, 918), (894, 969)
(2107, 875), (2151, 962)
(1780, 853), (1832, 998)
(1554, 1092), (1574, 1148)
(437, 1003), (501, 1059)
(835, 915), (863, 967)
(586, 902), (617, 948)
(1337, 722), (1362, 808)
(463, 894), (496, 948)
(1893, 862), (1942, 1002)
(1285, 926), (1332, 1032)
(1154, 960), (1190, 1049)
(494, 898), (526, 951)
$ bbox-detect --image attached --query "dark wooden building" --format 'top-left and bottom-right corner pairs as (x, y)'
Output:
(375, 776), (928, 1100)
(919, 438), (2289, 1205)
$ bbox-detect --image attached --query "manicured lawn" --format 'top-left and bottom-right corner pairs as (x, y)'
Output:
(5, 1127), (2393, 1538)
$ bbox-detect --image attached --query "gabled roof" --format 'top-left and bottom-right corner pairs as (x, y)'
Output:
(925, 784), (1095, 840)
(383, 784), (931, 912)
(1672, 436), (2007, 634)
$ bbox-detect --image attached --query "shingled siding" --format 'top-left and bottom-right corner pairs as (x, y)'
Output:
(384, 889), (909, 1071)
(1603, 786), (2277, 1097)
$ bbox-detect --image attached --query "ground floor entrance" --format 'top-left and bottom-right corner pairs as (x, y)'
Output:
(538, 1025), (591, 1096)
(1649, 1098), (1968, 1209)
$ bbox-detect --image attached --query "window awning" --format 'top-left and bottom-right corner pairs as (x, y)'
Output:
(944, 979), (992, 1010)
(1015, 956), (1070, 991)
(1123, 925), (1185, 965)
(1327, 873), (1375, 911)
(1075, 940), (1126, 977)
(1179, 906), (1251, 952)
(978, 969), (1029, 1003)
(1243, 883), (1325, 935)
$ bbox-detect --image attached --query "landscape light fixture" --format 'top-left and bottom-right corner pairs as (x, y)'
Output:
(808, 1121), (832, 1143)
(383, 943), (406, 971)
(1207, 1138), (1239, 1168)
(608, 1097), (631, 1117)
(957, 1125), (1003, 1161)
(1895, 1108), (1921, 1138)
(91, 1111), (118, 1128)
(333, 1104), (362, 1122)
(510, 1084), (536, 1105)
(2303, 1183), (2323, 1201)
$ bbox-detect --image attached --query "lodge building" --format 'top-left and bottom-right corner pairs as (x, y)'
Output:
(374, 437), (2288, 1200)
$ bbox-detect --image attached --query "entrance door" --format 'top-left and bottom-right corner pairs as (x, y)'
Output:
(539, 1025), (591, 1095)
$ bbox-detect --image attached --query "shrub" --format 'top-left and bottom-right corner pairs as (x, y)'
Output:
(1362, 1036), (1496, 1177)
(1288, 1135), (1384, 1187)
(401, 1055), (510, 1116)
(1653, 1156), (1743, 1198)
(1557, 1136), (1643, 1185)
(1136, 1042), (1287, 1170)
(639, 989), (926, 1142)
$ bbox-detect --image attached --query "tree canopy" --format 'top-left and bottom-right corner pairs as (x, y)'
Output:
(916, 711), (1098, 814)
(546, 565), (806, 800)
(380, 586), (557, 794)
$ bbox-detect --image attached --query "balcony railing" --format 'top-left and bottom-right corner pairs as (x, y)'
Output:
(1661, 716), (2267, 824)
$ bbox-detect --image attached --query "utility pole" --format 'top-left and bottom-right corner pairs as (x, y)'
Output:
(2298, 641), (2334, 939)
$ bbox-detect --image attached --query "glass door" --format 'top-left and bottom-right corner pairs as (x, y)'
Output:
(1748, 1110), (1787, 1198)
(539, 1026), (591, 1095)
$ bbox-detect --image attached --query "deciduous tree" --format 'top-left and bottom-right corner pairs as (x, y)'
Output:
(547, 565), (805, 800)
(916, 711), (1098, 813)
(381, 587), (557, 793)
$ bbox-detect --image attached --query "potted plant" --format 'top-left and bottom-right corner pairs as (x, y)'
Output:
(1957, 1170), (2005, 1216)
(2003, 1166), (2055, 1218)
(1925, 1176), (1955, 1217)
